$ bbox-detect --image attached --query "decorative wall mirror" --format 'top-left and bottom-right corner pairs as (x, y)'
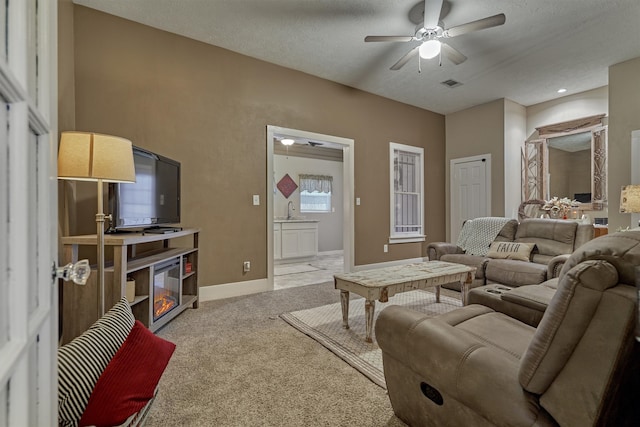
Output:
(522, 114), (608, 210)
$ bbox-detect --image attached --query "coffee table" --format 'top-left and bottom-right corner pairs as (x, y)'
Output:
(334, 261), (476, 342)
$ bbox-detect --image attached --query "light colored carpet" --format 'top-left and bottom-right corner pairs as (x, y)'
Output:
(145, 281), (419, 427)
(274, 264), (320, 276)
(281, 290), (462, 388)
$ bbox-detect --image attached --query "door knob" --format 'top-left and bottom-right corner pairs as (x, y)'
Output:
(52, 260), (91, 285)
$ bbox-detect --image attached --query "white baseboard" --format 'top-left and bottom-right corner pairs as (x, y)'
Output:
(200, 255), (425, 301)
(199, 278), (271, 302)
(353, 257), (428, 272)
(318, 249), (344, 256)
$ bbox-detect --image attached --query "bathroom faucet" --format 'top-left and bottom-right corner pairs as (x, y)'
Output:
(287, 201), (295, 220)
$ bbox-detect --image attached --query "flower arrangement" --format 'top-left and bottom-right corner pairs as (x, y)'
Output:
(542, 196), (580, 218)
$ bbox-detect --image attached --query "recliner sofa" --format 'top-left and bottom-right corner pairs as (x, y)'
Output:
(376, 231), (640, 426)
(426, 218), (594, 292)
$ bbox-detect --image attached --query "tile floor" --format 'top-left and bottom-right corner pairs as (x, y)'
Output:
(274, 251), (344, 290)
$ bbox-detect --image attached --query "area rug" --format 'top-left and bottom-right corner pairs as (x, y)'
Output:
(274, 264), (320, 276)
(280, 290), (462, 388)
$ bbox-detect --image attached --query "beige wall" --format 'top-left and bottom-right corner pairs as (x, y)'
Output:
(64, 6), (446, 287)
(444, 99), (506, 240)
(526, 86), (608, 138)
(504, 99), (527, 218)
(609, 57), (640, 230)
(57, 0), (75, 254)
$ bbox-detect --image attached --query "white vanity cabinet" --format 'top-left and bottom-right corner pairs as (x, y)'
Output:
(274, 220), (318, 259)
(274, 222), (282, 259)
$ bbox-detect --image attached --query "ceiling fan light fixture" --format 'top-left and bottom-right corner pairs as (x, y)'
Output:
(280, 138), (295, 146)
(419, 40), (441, 59)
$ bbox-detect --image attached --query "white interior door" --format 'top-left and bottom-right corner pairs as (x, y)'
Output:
(0, 1), (58, 425)
(450, 155), (491, 243)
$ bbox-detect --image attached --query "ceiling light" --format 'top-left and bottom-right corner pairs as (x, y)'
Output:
(557, 88), (567, 93)
(281, 138), (294, 146)
(419, 40), (441, 59)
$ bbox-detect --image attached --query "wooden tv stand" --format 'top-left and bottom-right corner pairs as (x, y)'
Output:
(61, 228), (199, 344)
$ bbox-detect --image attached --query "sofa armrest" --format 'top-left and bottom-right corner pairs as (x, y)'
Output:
(376, 305), (542, 426)
(547, 253), (571, 278)
(426, 242), (464, 260)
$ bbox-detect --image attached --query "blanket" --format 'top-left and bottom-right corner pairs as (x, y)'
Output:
(456, 217), (513, 256)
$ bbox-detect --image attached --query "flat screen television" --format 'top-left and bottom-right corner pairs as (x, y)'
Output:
(574, 192), (592, 203)
(108, 146), (180, 231)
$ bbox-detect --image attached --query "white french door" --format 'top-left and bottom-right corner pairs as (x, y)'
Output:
(0, 1), (58, 426)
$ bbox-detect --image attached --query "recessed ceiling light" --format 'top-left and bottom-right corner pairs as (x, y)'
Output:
(557, 88), (567, 93)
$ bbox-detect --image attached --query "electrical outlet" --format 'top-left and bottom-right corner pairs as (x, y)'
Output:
(252, 195), (260, 205)
(243, 261), (251, 272)
(356, 197), (361, 206)
(383, 244), (388, 253)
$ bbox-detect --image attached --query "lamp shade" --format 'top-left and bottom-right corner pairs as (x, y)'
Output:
(620, 184), (640, 213)
(58, 131), (136, 183)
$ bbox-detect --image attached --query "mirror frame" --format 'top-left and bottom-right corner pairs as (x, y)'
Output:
(522, 114), (608, 210)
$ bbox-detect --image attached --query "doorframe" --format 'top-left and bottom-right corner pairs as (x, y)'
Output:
(266, 125), (354, 289)
(450, 154), (492, 242)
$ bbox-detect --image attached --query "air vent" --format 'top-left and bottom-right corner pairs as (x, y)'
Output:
(441, 79), (462, 88)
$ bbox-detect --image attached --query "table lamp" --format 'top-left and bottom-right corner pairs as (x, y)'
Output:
(58, 131), (136, 316)
(620, 184), (640, 228)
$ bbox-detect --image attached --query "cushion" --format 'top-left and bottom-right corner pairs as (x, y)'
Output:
(79, 321), (176, 427)
(440, 254), (487, 279)
(487, 242), (536, 262)
(485, 259), (548, 287)
(58, 298), (135, 427)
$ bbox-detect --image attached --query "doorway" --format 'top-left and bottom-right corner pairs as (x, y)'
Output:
(450, 154), (492, 243)
(266, 126), (354, 290)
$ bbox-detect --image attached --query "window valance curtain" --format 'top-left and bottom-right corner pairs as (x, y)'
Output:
(299, 174), (332, 193)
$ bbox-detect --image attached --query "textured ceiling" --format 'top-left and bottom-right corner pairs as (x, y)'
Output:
(73, 0), (640, 115)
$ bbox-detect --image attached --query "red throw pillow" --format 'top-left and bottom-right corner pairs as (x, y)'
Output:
(79, 321), (176, 427)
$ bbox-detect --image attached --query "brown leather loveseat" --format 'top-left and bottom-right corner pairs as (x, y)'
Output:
(376, 231), (640, 426)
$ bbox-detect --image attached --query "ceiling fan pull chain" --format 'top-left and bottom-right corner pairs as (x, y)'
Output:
(418, 55), (422, 73)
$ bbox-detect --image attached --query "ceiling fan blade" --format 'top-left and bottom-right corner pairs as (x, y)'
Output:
(409, 0), (451, 25)
(365, 35), (413, 42)
(390, 46), (420, 70)
(441, 42), (467, 65)
(423, 0), (444, 29)
(444, 13), (506, 38)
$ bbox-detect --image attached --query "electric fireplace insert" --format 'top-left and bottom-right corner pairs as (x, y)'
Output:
(153, 258), (180, 321)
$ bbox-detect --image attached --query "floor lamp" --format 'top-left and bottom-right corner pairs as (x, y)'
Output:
(58, 131), (136, 316)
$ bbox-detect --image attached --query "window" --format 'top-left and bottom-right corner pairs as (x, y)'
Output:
(299, 174), (332, 213)
(389, 143), (425, 243)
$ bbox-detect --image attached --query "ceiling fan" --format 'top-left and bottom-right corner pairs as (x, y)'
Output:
(365, 0), (505, 70)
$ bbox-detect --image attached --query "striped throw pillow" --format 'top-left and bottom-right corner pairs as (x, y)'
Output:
(58, 298), (135, 427)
